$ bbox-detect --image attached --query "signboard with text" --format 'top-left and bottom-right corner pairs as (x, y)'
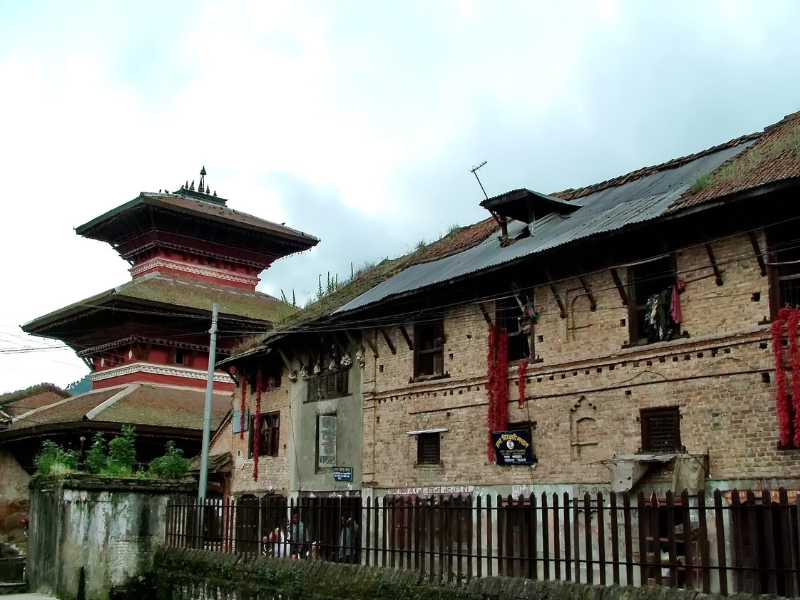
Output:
(492, 430), (535, 466)
(333, 466), (353, 482)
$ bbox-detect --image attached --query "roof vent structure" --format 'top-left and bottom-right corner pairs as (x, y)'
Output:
(480, 189), (580, 246)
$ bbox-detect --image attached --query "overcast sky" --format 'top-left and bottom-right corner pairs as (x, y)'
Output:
(1, 0), (799, 393)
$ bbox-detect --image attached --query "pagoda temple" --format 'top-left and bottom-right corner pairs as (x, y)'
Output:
(23, 169), (317, 392)
(5, 170), (317, 472)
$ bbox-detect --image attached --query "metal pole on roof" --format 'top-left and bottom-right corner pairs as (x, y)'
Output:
(198, 303), (219, 504)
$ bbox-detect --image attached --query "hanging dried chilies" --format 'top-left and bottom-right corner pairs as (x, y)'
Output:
(239, 367), (247, 440)
(253, 368), (263, 481)
(772, 308), (791, 446)
(787, 309), (800, 446)
(518, 359), (528, 407)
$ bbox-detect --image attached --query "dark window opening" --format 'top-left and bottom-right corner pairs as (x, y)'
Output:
(174, 349), (189, 366)
(414, 321), (445, 378)
(249, 411), (280, 458)
(629, 257), (680, 344)
(307, 369), (348, 402)
(499, 299), (531, 362)
(641, 407), (682, 453)
(417, 433), (441, 465)
(768, 223), (800, 312)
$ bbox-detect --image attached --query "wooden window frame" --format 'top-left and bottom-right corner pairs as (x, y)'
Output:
(249, 411), (280, 458)
(413, 320), (445, 379)
(306, 369), (349, 402)
(627, 256), (679, 345)
(766, 224), (800, 317)
(498, 298), (532, 363)
(640, 406), (682, 453)
(417, 432), (441, 466)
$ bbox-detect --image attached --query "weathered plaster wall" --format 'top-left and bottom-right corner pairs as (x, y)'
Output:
(27, 475), (194, 600)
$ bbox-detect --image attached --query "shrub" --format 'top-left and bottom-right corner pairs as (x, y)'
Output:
(84, 432), (106, 474)
(106, 425), (136, 475)
(34, 440), (78, 475)
(148, 441), (190, 480)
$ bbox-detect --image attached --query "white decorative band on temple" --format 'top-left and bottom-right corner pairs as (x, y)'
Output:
(88, 361), (232, 383)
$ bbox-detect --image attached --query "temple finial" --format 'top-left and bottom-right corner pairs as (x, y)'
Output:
(199, 166), (206, 192)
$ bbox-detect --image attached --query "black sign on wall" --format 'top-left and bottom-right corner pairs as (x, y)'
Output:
(492, 429), (536, 465)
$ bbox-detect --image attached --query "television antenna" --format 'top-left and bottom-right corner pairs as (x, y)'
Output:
(470, 161), (488, 200)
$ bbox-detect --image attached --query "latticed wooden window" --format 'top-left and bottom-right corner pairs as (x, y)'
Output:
(417, 433), (441, 465)
(641, 407), (682, 452)
(307, 369), (348, 402)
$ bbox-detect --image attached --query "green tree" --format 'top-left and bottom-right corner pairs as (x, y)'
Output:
(84, 432), (106, 474)
(148, 441), (190, 480)
(34, 440), (79, 475)
(106, 425), (136, 475)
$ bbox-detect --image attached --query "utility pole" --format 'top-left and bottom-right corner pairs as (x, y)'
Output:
(198, 303), (219, 504)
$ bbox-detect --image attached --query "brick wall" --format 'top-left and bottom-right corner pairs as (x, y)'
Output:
(225, 383), (292, 496)
(362, 232), (800, 491)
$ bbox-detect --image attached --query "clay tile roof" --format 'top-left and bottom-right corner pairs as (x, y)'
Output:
(667, 111), (800, 213)
(226, 218), (499, 359)
(5, 383), (230, 432)
(94, 384), (230, 430)
(6, 387), (122, 430)
(0, 383), (70, 417)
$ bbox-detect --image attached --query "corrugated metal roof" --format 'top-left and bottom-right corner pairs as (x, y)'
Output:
(337, 141), (754, 314)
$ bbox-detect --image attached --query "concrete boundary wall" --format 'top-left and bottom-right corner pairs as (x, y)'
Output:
(28, 475), (195, 600)
(111, 547), (798, 600)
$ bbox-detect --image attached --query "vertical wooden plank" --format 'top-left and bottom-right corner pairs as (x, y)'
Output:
(746, 490), (761, 595)
(650, 493), (662, 588)
(374, 496), (380, 569)
(365, 496), (372, 566)
(666, 491), (677, 588)
(681, 490), (694, 590)
(778, 488), (797, 597)
(553, 493), (561, 580)
(503, 495), (513, 577)
(584, 493), (593, 584)
(714, 490), (728, 595)
(529, 493), (538, 581)
(413, 496), (420, 573)
(541, 492), (550, 580)
(623, 493), (633, 586)
(597, 491), (606, 585)
(457, 496), (464, 583)
(610, 492), (620, 585)
(637, 492), (648, 587)
(696, 491), (710, 593)
(563, 492), (571, 582)
(573, 491), (581, 582)
(428, 497), (435, 576)
(466, 496), (473, 581)
(762, 488), (778, 594)
(477, 495), (482, 578)
(487, 495), (493, 577)
(382, 496), (388, 567)
(440, 497), (449, 581)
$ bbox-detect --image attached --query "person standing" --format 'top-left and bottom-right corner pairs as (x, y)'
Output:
(338, 514), (359, 564)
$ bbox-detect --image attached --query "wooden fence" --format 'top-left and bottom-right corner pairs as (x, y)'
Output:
(165, 489), (800, 596)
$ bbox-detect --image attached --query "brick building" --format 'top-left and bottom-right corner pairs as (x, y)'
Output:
(218, 111), (800, 509)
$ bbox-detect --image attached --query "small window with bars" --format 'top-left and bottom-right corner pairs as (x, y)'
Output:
(307, 369), (349, 402)
(641, 407), (682, 453)
(414, 321), (445, 378)
(250, 412), (280, 458)
(417, 432), (441, 466)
